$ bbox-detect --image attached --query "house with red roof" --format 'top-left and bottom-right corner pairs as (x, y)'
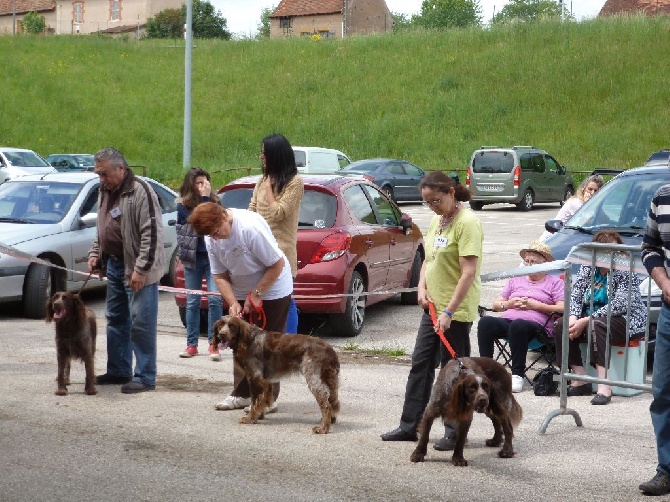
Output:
(269, 0), (392, 38)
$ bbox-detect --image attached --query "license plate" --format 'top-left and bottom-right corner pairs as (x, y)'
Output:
(480, 184), (502, 192)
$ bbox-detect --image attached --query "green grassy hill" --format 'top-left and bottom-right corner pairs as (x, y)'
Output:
(1, 15), (669, 188)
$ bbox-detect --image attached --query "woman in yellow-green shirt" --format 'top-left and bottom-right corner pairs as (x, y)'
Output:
(381, 170), (483, 451)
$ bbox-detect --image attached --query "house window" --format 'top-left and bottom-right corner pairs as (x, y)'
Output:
(73, 2), (84, 23)
(279, 17), (291, 29)
(318, 30), (334, 38)
(110, 0), (121, 21)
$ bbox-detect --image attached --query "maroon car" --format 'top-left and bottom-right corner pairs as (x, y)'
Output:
(174, 174), (424, 337)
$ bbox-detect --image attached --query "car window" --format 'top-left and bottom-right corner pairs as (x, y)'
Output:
(530, 153), (545, 173)
(545, 155), (560, 173)
(386, 163), (405, 175)
(294, 150), (306, 168)
(0, 181), (81, 223)
(568, 175), (660, 231)
(298, 189), (336, 228)
(337, 154), (350, 169)
(147, 181), (177, 213)
(472, 152), (514, 173)
(343, 185), (377, 224)
(403, 163), (423, 176)
(80, 187), (99, 216)
(520, 153), (532, 171)
(3, 151), (49, 168)
(347, 162), (378, 173)
(220, 188), (253, 209)
(362, 184), (401, 226)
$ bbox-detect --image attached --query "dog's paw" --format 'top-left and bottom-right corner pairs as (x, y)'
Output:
(498, 448), (515, 458)
(410, 451), (425, 463)
(85, 387), (98, 395)
(312, 424), (330, 434)
(239, 416), (257, 424)
(485, 437), (502, 447)
(55, 388), (68, 396)
(451, 456), (468, 467)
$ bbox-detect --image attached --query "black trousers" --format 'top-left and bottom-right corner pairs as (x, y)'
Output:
(398, 311), (472, 435)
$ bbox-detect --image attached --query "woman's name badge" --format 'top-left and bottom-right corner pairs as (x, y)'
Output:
(434, 236), (448, 248)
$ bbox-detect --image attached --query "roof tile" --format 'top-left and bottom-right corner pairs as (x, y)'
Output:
(0, 0), (55, 16)
(271, 0), (343, 18)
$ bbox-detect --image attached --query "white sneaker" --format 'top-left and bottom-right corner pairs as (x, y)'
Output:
(244, 402), (278, 414)
(214, 395), (251, 411)
(511, 375), (524, 393)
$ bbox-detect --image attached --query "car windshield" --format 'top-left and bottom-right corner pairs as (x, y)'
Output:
(0, 181), (82, 223)
(472, 151), (515, 173)
(221, 187), (336, 229)
(566, 174), (659, 234)
(3, 151), (50, 168)
(294, 150), (306, 168)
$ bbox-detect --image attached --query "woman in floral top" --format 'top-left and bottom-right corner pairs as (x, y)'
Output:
(553, 230), (647, 405)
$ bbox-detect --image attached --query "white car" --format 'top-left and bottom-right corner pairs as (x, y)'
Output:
(292, 146), (351, 173)
(0, 147), (56, 184)
(0, 172), (178, 318)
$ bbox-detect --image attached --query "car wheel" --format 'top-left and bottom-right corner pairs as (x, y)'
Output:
(162, 249), (178, 287)
(178, 306), (209, 334)
(401, 251), (421, 305)
(24, 259), (61, 319)
(382, 185), (394, 201)
(516, 190), (534, 211)
(333, 270), (365, 337)
(470, 201), (484, 211)
(560, 186), (573, 207)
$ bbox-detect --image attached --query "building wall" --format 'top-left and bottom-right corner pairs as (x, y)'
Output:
(270, 13), (343, 38)
(0, 0), (182, 35)
(346, 0), (392, 35)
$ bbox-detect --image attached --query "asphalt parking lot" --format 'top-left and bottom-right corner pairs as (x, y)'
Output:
(0, 202), (660, 501)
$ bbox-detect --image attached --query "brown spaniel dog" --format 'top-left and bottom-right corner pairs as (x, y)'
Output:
(410, 357), (522, 466)
(213, 315), (340, 434)
(46, 291), (97, 396)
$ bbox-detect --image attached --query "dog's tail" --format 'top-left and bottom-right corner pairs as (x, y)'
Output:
(509, 395), (523, 427)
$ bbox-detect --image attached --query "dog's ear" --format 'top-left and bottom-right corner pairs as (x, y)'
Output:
(212, 318), (224, 346)
(45, 295), (54, 323)
(447, 375), (471, 421)
(72, 293), (88, 326)
(229, 317), (247, 352)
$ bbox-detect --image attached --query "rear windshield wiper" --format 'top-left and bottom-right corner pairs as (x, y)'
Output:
(0, 217), (34, 224)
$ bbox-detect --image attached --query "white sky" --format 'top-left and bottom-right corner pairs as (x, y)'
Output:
(210, 0), (608, 38)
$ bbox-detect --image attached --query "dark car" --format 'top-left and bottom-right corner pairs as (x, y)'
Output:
(174, 174), (425, 337)
(339, 158), (425, 202)
(44, 154), (95, 172)
(544, 164), (670, 348)
(645, 149), (670, 167)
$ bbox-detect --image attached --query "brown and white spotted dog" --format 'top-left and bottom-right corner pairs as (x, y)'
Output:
(212, 315), (340, 434)
(410, 357), (523, 466)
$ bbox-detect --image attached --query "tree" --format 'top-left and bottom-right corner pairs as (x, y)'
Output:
(257, 6), (275, 39)
(21, 11), (46, 34)
(146, 8), (183, 39)
(391, 12), (414, 33)
(187, 0), (231, 39)
(145, 0), (231, 40)
(491, 0), (571, 24)
(416, 0), (482, 30)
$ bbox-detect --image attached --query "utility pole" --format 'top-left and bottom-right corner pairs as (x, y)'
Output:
(12, 0), (16, 35)
(183, 0), (192, 169)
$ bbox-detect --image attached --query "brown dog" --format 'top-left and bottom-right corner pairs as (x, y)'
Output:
(46, 291), (97, 396)
(213, 315), (340, 434)
(410, 357), (522, 466)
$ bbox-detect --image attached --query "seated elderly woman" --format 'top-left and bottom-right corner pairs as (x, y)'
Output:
(553, 230), (647, 405)
(477, 241), (565, 393)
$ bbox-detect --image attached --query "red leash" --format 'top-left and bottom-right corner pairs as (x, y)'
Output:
(428, 301), (457, 360)
(243, 292), (266, 330)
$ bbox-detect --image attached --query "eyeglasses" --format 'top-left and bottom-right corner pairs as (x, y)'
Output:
(422, 197), (443, 207)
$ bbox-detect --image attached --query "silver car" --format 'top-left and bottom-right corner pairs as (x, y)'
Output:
(0, 172), (178, 318)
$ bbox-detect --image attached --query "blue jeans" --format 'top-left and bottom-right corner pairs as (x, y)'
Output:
(286, 296), (298, 334)
(651, 303), (670, 477)
(184, 255), (223, 346)
(105, 257), (159, 386)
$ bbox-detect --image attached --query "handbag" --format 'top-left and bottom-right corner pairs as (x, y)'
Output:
(533, 366), (559, 396)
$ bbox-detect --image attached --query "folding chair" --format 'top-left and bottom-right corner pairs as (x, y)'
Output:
(478, 306), (561, 384)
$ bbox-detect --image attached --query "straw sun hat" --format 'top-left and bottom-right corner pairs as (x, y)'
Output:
(519, 240), (554, 262)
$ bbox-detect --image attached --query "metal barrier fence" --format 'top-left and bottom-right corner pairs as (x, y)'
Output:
(480, 242), (654, 434)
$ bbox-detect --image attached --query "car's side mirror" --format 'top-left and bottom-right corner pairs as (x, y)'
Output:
(78, 212), (97, 229)
(544, 219), (564, 234)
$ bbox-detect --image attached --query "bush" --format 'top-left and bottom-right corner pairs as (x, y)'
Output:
(21, 11), (46, 34)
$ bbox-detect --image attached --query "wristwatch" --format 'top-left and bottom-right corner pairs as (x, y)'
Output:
(253, 288), (263, 298)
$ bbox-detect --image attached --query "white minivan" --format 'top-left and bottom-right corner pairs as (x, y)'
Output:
(292, 146), (351, 173)
(0, 147), (56, 184)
